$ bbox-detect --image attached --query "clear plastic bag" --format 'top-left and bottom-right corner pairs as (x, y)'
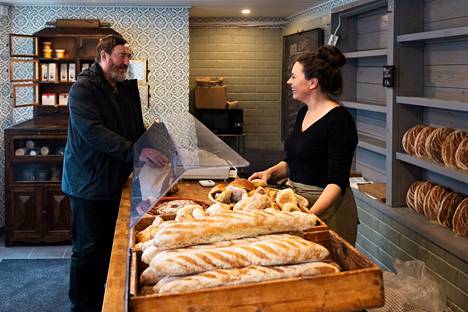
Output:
(370, 259), (446, 312)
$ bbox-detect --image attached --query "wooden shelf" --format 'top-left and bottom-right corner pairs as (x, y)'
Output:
(358, 134), (386, 156)
(39, 81), (74, 85)
(396, 152), (468, 184)
(12, 155), (63, 162)
(397, 96), (468, 112)
(38, 58), (76, 62)
(343, 49), (387, 59)
(352, 188), (468, 263)
(342, 101), (387, 113)
(397, 25), (468, 42)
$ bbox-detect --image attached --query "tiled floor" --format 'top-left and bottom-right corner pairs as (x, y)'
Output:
(0, 233), (71, 260)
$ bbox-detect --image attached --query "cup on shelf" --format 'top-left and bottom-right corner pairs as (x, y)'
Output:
(40, 145), (50, 156)
(15, 148), (27, 156)
(29, 149), (38, 156)
(43, 41), (53, 59)
(55, 49), (65, 59)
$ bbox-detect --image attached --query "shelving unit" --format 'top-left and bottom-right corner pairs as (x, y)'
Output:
(331, 0), (390, 188)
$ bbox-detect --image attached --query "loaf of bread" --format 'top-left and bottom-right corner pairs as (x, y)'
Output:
(402, 125), (425, 155)
(414, 126), (435, 159)
(140, 234), (306, 284)
(436, 192), (465, 229)
(150, 234), (329, 277)
(154, 262), (339, 295)
(423, 185), (449, 221)
(455, 137), (468, 171)
(233, 187), (272, 211)
(452, 198), (467, 237)
(151, 209), (317, 250)
(413, 181), (434, 215)
(406, 181), (422, 211)
(425, 127), (453, 163)
(155, 200), (200, 215)
(441, 130), (468, 168)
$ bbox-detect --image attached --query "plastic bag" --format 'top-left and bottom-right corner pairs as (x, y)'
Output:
(370, 259), (446, 312)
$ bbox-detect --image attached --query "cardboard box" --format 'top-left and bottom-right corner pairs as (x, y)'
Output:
(41, 63), (48, 82)
(195, 86), (227, 109)
(42, 93), (56, 106)
(58, 93), (68, 105)
(60, 63), (68, 82)
(68, 63), (76, 82)
(48, 63), (57, 82)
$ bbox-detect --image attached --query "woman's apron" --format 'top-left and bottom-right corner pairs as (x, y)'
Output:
(286, 179), (358, 246)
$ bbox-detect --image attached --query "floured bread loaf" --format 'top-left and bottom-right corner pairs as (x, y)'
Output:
(402, 125), (425, 155)
(154, 262), (339, 295)
(414, 126), (435, 159)
(452, 198), (467, 237)
(150, 234), (329, 277)
(455, 137), (468, 171)
(152, 209), (317, 250)
(425, 127), (453, 163)
(233, 187), (272, 211)
(436, 192), (465, 229)
(413, 181), (434, 215)
(154, 200), (200, 215)
(441, 130), (468, 168)
(423, 185), (449, 221)
(406, 181), (422, 211)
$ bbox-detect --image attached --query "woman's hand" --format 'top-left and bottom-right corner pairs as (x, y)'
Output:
(248, 170), (272, 183)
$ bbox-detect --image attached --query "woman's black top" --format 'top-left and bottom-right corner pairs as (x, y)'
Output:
(285, 105), (358, 193)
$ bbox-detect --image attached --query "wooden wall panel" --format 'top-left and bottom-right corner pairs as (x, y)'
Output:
(424, 0), (468, 30)
(424, 64), (468, 89)
(355, 111), (386, 140)
(423, 107), (468, 130)
(356, 82), (386, 104)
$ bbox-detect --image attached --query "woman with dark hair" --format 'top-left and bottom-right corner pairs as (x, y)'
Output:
(249, 45), (359, 245)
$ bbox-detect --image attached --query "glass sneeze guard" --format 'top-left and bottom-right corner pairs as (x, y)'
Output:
(131, 112), (249, 226)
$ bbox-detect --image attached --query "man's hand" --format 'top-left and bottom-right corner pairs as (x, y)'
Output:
(139, 148), (169, 168)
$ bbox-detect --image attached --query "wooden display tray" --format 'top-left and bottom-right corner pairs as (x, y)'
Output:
(129, 230), (384, 312)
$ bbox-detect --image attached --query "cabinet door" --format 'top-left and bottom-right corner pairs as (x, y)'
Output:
(43, 187), (71, 242)
(7, 187), (42, 244)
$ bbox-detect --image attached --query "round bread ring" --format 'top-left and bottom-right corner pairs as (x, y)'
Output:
(452, 198), (468, 237)
(441, 130), (467, 168)
(425, 127), (453, 163)
(402, 125), (425, 155)
(413, 181), (434, 215)
(414, 126), (436, 159)
(454, 137), (468, 171)
(436, 192), (465, 229)
(423, 185), (449, 221)
(406, 181), (422, 211)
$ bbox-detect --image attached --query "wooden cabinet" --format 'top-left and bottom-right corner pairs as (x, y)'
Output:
(4, 118), (70, 245)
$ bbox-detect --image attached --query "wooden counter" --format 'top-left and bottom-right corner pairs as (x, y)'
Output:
(102, 180), (212, 312)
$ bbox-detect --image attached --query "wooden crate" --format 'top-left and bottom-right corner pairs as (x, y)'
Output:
(129, 230), (384, 312)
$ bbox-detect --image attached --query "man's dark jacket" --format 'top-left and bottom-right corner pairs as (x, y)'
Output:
(62, 63), (145, 200)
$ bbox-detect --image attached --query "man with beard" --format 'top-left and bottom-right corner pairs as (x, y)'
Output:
(62, 35), (166, 311)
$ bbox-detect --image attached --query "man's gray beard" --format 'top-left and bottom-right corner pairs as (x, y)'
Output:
(111, 70), (127, 82)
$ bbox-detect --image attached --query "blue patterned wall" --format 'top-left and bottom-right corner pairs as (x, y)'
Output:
(0, 5), (189, 228)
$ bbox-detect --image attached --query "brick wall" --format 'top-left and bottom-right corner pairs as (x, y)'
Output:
(189, 27), (283, 150)
(356, 197), (467, 312)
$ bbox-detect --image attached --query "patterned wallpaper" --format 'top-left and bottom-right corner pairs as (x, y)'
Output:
(0, 5), (189, 228)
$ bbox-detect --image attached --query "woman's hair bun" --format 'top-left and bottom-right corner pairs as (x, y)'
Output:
(318, 45), (345, 68)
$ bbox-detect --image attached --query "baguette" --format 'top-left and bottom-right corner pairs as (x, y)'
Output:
(140, 234), (299, 284)
(150, 234), (329, 277)
(151, 209), (317, 250)
(154, 262), (338, 295)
